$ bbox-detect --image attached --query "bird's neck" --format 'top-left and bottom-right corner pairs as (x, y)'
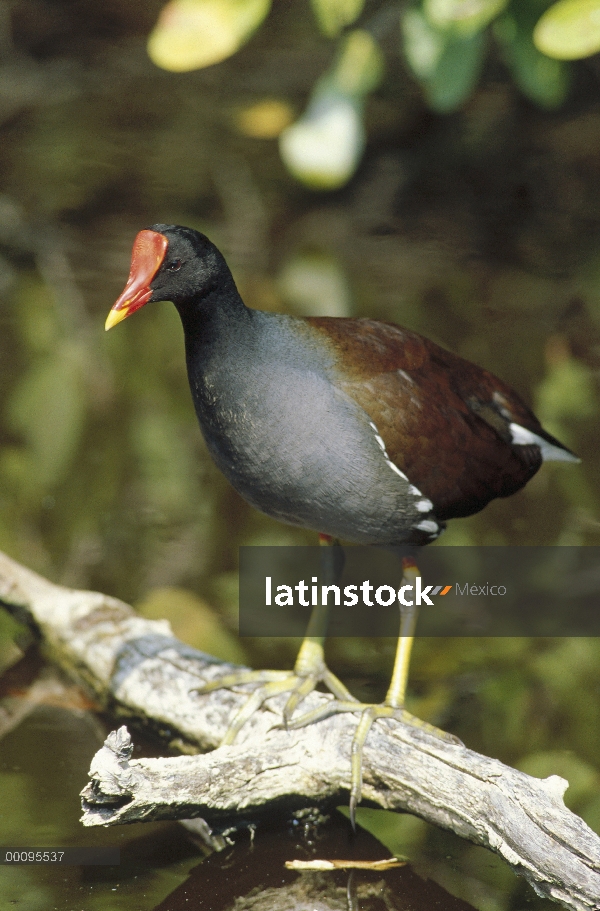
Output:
(176, 275), (250, 343)
(174, 281), (257, 398)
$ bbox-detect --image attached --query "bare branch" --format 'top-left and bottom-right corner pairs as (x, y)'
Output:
(0, 549), (599, 911)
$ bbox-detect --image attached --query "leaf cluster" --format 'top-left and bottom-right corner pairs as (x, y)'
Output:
(145, 0), (600, 187)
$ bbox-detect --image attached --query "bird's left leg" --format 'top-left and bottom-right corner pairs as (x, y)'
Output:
(286, 557), (459, 826)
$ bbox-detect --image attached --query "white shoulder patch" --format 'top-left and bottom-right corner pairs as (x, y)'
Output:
(509, 423), (580, 463)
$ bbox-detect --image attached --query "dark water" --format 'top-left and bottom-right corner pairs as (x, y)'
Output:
(1, 2), (599, 909)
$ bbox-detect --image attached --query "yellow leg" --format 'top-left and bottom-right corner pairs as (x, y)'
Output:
(383, 558), (419, 708)
(194, 535), (356, 743)
(196, 545), (458, 827)
(285, 557), (459, 828)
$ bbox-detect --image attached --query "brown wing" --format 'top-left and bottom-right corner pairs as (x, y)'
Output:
(306, 317), (549, 520)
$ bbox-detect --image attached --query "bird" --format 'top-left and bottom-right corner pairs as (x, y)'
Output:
(106, 224), (579, 819)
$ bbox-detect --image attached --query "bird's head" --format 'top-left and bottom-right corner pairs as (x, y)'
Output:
(105, 224), (226, 330)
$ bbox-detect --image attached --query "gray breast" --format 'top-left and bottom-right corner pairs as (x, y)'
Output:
(189, 314), (440, 545)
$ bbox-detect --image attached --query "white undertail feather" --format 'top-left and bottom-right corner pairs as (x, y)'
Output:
(416, 519), (439, 534)
(509, 423), (580, 463)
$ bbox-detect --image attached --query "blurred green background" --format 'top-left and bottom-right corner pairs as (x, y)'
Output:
(1, 1), (600, 909)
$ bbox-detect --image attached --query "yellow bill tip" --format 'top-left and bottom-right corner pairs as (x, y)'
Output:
(105, 306), (130, 331)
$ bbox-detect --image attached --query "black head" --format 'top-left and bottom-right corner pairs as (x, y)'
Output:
(146, 224), (233, 306)
(105, 224), (235, 330)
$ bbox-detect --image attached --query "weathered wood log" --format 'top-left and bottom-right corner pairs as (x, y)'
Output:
(0, 549), (599, 911)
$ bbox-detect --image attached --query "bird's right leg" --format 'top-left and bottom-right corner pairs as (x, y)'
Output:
(194, 535), (357, 744)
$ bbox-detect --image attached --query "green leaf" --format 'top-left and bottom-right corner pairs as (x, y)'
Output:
(423, 29), (487, 112)
(402, 8), (447, 80)
(534, 0), (600, 59)
(279, 94), (365, 189)
(148, 0), (272, 72)
(6, 343), (87, 490)
(424, 0), (509, 36)
(310, 0), (365, 37)
(278, 30), (383, 189)
(495, 11), (570, 107)
(329, 28), (385, 96)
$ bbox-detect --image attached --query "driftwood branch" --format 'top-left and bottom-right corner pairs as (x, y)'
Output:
(0, 550), (599, 911)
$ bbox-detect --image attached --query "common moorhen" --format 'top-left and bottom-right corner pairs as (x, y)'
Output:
(106, 225), (578, 818)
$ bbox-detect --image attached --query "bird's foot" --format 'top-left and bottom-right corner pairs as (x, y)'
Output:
(195, 668), (295, 745)
(285, 698), (460, 828)
(194, 639), (358, 746)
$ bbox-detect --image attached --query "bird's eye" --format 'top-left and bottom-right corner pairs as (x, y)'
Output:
(166, 259), (182, 272)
